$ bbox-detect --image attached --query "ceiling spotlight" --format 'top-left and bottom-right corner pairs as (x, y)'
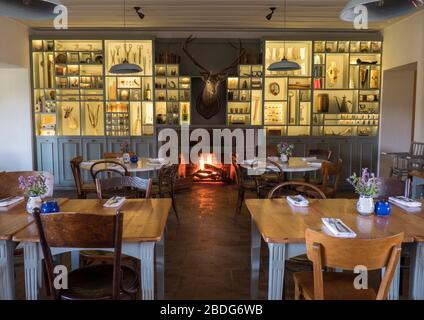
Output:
(266, 7), (276, 20)
(134, 6), (144, 19)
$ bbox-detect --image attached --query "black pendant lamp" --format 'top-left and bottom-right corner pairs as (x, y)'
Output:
(267, 0), (301, 72)
(340, 0), (424, 22)
(0, 0), (61, 20)
(109, 0), (142, 74)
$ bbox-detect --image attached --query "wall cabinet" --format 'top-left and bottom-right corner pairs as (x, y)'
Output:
(36, 137), (59, 185)
(58, 138), (81, 187)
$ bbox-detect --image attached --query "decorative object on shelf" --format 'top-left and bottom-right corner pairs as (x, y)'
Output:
(347, 168), (379, 216)
(109, 0), (143, 74)
(359, 67), (369, 88)
(335, 95), (352, 113)
(88, 104), (100, 132)
(340, 0), (423, 22)
(356, 58), (378, 65)
(63, 106), (78, 130)
(120, 141), (131, 163)
(269, 82), (280, 96)
(316, 93), (329, 113)
(326, 61), (341, 87)
(370, 69), (379, 89)
(55, 53), (67, 64)
(374, 200), (392, 217)
(277, 142), (294, 163)
(182, 35), (245, 119)
(133, 105), (142, 134)
(18, 174), (48, 214)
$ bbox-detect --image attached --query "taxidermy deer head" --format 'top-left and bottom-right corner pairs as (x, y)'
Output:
(182, 35), (246, 119)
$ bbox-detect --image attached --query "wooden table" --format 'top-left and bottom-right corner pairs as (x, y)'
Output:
(0, 198), (67, 300)
(409, 171), (424, 200)
(80, 158), (168, 173)
(246, 198), (424, 300)
(12, 198), (171, 300)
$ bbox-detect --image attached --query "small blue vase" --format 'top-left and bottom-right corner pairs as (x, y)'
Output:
(375, 200), (391, 216)
(40, 200), (60, 214)
(130, 155), (139, 164)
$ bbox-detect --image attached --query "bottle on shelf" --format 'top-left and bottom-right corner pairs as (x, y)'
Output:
(144, 83), (152, 101)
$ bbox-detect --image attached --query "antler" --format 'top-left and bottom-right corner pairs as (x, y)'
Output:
(182, 35), (210, 74)
(219, 39), (246, 75)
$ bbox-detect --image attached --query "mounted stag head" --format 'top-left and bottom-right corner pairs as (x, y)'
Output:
(182, 35), (246, 119)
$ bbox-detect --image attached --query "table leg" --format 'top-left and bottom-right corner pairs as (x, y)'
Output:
(267, 243), (286, 300)
(155, 235), (165, 300)
(251, 219), (261, 299)
(71, 251), (79, 270)
(23, 242), (40, 300)
(383, 260), (400, 300)
(410, 242), (424, 300)
(139, 242), (155, 300)
(0, 240), (16, 300)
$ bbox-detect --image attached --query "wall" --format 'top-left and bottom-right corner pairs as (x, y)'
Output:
(0, 17), (32, 171)
(382, 10), (424, 143)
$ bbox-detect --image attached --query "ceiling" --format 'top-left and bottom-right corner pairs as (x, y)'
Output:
(17, 0), (410, 31)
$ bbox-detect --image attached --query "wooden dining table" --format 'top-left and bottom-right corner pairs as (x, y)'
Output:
(246, 198), (424, 300)
(11, 198), (171, 300)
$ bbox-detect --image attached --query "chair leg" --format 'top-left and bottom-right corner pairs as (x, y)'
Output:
(43, 260), (51, 297)
(235, 188), (245, 216)
(294, 281), (302, 300)
(171, 193), (180, 224)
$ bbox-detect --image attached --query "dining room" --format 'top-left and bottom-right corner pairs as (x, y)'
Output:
(1, 0), (424, 312)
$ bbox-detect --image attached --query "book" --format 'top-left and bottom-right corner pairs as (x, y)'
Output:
(388, 196), (422, 208)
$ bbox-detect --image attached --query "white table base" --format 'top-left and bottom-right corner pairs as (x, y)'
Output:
(22, 234), (165, 300)
(250, 219), (419, 300)
(0, 240), (16, 300)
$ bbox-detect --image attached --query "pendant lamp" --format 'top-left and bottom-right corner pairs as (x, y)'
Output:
(109, 0), (142, 74)
(340, 0), (424, 22)
(0, 0), (61, 20)
(267, 0), (301, 72)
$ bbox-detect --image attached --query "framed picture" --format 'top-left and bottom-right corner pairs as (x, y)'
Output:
(269, 82), (280, 96)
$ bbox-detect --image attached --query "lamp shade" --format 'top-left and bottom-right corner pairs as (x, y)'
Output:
(267, 58), (301, 71)
(0, 0), (61, 20)
(340, 0), (423, 22)
(109, 60), (143, 74)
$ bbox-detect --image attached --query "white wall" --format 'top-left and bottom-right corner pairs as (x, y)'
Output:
(0, 17), (32, 171)
(382, 10), (424, 142)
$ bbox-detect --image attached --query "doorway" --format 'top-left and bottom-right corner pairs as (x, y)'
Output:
(379, 62), (417, 176)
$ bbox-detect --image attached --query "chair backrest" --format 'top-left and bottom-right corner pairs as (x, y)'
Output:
(377, 177), (407, 199)
(410, 142), (424, 157)
(266, 145), (279, 157)
(268, 181), (326, 199)
(0, 171), (54, 198)
(308, 148), (332, 161)
(70, 156), (84, 197)
(158, 164), (179, 192)
(90, 160), (129, 181)
(320, 159), (343, 195)
(305, 228), (403, 300)
(95, 176), (152, 199)
(33, 208), (124, 300)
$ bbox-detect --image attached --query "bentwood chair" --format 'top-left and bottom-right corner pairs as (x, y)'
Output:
(268, 181), (326, 199)
(95, 176), (152, 199)
(294, 229), (403, 300)
(70, 156), (97, 199)
(255, 159), (284, 198)
(0, 171), (54, 198)
(307, 148), (332, 161)
(90, 160), (129, 181)
(33, 208), (138, 300)
(232, 154), (258, 216)
(151, 164), (180, 223)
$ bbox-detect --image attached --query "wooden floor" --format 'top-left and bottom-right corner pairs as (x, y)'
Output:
(13, 184), (409, 300)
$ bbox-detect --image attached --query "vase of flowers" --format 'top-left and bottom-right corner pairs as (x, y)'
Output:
(18, 174), (48, 214)
(347, 168), (379, 216)
(120, 141), (131, 164)
(277, 142), (294, 163)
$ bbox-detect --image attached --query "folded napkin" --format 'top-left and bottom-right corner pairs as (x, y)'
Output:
(307, 161), (322, 168)
(103, 196), (126, 208)
(148, 158), (166, 165)
(81, 161), (95, 167)
(287, 195), (309, 207)
(388, 196), (422, 208)
(0, 196), (24, 207)
(322, 218), (357, 238)
(302, 156), (317, 162)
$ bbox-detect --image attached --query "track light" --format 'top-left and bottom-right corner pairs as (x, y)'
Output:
(134, 6), (144, 20)
(266, 7), (276, 20)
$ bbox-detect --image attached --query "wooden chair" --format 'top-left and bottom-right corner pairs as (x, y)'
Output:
(376, 177), (409, 199)
(90, 160), (129, 181)
(294, 229), (403, 300)
(255, 159), (284, 198)
(308, 148), (332, 161)
(0, 171), (54, 198)
(70, 156), (96, 199)
(304, 159), (343, 198)
(151, 164), (180, 223)
(390, 141), (424, 180)
(33, 208), (138, 300)
(268, 181), (326, 199)
(95, 176), (152, 199)
(232, 155), (258, 216)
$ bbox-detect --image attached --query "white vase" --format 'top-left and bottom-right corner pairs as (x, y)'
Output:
(123, 152), (130, 164)
(280, 154), (289, 163)
(356, 196), (375, 216)
(26, 196), (42, 215)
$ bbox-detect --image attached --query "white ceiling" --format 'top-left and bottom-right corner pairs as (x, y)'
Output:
(17, 0), (410, 30)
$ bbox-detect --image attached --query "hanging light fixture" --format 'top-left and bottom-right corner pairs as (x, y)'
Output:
(109, 0), (142, 74)
(267, 0), (301, 72)
(0, 0), (61, 20)
(340, 0), (424, 22)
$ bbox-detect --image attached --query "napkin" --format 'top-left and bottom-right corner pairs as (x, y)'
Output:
(388, 196), (422, 208)
(321, 218), (357, 238)
(287, 195), (309, 207)
(0, 196), (24, 207)
(103, 196), (126, 208)
(81, 161), (95, 167)
(302, 156), (317, 162)
(148, 158), (166, 165)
